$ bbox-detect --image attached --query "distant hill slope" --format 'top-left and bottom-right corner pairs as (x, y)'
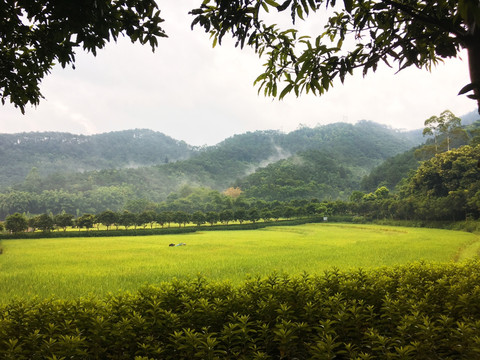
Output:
(360, 148), (420, 193)
(461, 110), (480, 126)
(4, 122), (423, 204)
(230, 122), (426, 201)
(360, 117), (480, 193)
(235, 149), (358, 201)
(279, 121), (420, 177)
(0, 129), (193, 189)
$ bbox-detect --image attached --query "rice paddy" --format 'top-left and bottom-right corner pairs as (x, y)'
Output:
(0, 223), (478, 303)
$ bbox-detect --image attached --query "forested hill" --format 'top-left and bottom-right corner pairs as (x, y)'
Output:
(0, 121), (425, 217)
(279, 121), (419, 168)
(165, 121), (420, 190)
(360, 117), (480, 193)
(229, 122), (425, 201)
(0, 129), (194, 188)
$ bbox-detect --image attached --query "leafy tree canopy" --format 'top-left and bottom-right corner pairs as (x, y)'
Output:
(1, 0), (166, 112)
(4, 1), (480, 113)
(5, 212), (28, 233)
(34, 213), (55, 232)
(423, 110), (466, 152)
(191, 0), (480, 111)
(405, 144), (480, 198)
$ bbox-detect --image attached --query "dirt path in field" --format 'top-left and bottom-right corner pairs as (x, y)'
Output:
(453, 234), (480, 262)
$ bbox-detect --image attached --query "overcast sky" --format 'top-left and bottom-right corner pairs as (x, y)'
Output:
(1, 1), (476, 146)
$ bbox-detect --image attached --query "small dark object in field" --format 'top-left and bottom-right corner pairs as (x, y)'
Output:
(168, 243), (175, 247)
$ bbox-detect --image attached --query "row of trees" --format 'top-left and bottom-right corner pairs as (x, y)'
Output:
(2, 200), (329, 234)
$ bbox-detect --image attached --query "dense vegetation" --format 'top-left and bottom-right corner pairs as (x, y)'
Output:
(1, 261), (480, 359)
(361, 118), (480, 192)
(0, 122), (423, 217)
(1, 116), (480, 359)
(236, 150), (357, 201)
(2, 143), (480, 228)
(360, 148), (420, 192)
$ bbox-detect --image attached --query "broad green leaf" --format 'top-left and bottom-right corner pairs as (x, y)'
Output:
(264, 0), (280, 7)
(458, 82), (479, 95)
(279, 83), (294, 99)
(277, 0), (293, 11)
(343, 0), (353, 13)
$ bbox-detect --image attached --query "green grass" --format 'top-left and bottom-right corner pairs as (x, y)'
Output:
(0, 223), (479, 303)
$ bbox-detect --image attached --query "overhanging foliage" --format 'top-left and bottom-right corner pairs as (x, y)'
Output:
(191, 0), (480, 110)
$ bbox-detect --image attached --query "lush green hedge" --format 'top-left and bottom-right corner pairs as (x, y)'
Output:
(2, 261), (480, 359)
(372, 219), (480, 233)
(0, 226), (198, 240)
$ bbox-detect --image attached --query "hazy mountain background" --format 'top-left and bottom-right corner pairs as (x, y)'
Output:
(2, 121), (418, 192)
(0, 111), (478, 216)
(0, 130), (193, 188)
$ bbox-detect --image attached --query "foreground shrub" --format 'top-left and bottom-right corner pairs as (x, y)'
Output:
(1, 261), (480, 359)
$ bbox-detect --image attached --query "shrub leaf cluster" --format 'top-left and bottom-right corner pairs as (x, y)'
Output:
(1, 261), (480, 359)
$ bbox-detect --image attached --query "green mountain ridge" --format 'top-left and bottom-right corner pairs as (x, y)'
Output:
(235, 149), (358, 201)
(0, 121), (426, 216)
(0, 129), (194, 188)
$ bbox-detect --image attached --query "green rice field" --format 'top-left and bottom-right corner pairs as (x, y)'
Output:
(1, 223), (479, 303)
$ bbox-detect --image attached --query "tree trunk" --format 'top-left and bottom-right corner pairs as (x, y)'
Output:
(467, 24), (480, 113)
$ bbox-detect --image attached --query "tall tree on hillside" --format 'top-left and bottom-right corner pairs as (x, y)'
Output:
(374, 186), (390, 200)
(423, 110), (465, 152)
(191, 1), (480, 111)
(405, 145), (480, 219)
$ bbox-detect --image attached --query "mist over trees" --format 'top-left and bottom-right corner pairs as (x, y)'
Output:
(3, 141), (480, 234)
(0, 130), (193, 188)
(0, 121), (421, 218)
(1, 113), (479, 223)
